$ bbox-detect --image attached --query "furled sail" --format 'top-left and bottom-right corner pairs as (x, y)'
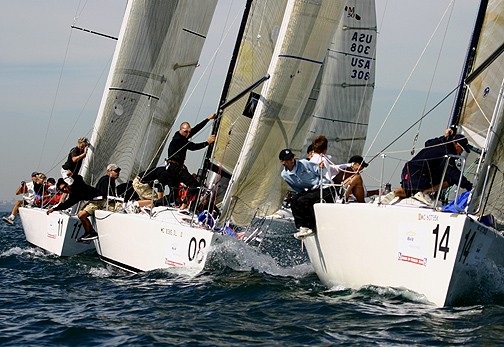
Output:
(296, 0), (377, 164)
(82, 0), (217, 184)
(456, 0), (504, 222)
(218, 0), (345, 226)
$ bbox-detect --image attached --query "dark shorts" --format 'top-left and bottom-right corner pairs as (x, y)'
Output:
(400, 166), (433, 196)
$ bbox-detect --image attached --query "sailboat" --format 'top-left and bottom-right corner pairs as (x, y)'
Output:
(304, 0), (504, 307)
(208, 0), (373, 227)
(92, 0), (347, 274)
(18, 0), (218, 257)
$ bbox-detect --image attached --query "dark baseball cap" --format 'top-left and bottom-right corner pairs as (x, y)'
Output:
(349, 155), (368, 167)
(279, 149), (295, 161)
(454, 134), (471, 153)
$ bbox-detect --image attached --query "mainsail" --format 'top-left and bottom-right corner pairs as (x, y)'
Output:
(82, 0), (217, 184)
(215, 0), (345, 226)
(454, 0), (504, 223)
(296, 0), (377, 164)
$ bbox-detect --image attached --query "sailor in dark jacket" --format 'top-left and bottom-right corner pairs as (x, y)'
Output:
(165, 113), (216, 209)
(46, 175), (103, 241)
(400, 128), (473, 197)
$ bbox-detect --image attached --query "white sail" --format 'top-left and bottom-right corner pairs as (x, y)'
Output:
(82, 0), (217, 184)
(297, 0), (377, 164)
(218, 0), (345, 226)
(210, 0), (288, 177)
(456, 0), (504, 223)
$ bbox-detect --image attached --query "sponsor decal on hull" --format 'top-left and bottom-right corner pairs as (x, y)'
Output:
(398, 252), (427, 266)
(165, 259), (185, 267)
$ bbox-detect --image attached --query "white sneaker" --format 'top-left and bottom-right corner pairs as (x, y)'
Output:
(413, 192), (433, 206)
(293, 227), (314, 240)
(125, 201), (140, 213)
(2, 216), (14, 225)
(389, 196), (401, 205)
(379, 191), (396, 204)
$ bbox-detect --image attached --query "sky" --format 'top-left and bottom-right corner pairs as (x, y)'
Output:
(0, 0), (479, 201)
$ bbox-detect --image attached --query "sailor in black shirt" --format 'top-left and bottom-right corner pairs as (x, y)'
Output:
(166, 113), (216, 209)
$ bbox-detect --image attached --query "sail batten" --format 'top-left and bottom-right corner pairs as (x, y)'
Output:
(208, 0), (290, 204)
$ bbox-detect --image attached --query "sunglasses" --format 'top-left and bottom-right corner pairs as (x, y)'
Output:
(182, 129), (191, 134)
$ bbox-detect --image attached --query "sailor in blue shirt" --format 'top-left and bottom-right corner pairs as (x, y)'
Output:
(279, 149), (334, 240)
(281, 156), (321, 193)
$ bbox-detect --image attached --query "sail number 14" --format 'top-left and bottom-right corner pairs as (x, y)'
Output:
(432, 224), (450, 260)
(432, 224), (475, 264)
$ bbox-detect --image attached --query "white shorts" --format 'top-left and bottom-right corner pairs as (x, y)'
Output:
(60, 167), (74, 185)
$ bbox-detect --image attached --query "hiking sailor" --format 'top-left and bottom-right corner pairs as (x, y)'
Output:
(166, 113), (217, 210)
(46, 175), (103, 241)
(279, 148), (334, 240)
(381, 128), (473, 205)
(61, 137), (89, 185)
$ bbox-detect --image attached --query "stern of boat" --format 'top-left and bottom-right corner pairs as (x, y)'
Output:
(304, 202), (504, 306)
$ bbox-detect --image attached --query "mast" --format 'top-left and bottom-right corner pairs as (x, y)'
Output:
(201, 0), (254, 180)
(450, 0), (489, 127)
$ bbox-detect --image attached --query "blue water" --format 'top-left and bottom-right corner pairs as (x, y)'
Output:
(2, 212), (504, 346)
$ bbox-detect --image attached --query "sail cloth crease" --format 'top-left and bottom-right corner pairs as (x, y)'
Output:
(82, 0), (217, 184)
(217, 0), (347, 226)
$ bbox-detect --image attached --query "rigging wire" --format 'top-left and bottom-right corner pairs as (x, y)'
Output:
(195, 0), (237, 171)
(411, 0), (455, 156)
(369, 84), (460, 164)
(37, 15), (77, 171)
(50, 58), (112, 175)
(38, 0), (118, 178)
(364, 0), (457, 162)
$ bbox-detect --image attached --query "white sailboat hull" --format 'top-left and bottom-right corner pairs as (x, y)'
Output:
(19, 207), (95, 256)
(305, 203), (504, 306)
(94, 209), (218, 274)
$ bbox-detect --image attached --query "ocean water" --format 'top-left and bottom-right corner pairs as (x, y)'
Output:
(1, 212), (504, 346)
